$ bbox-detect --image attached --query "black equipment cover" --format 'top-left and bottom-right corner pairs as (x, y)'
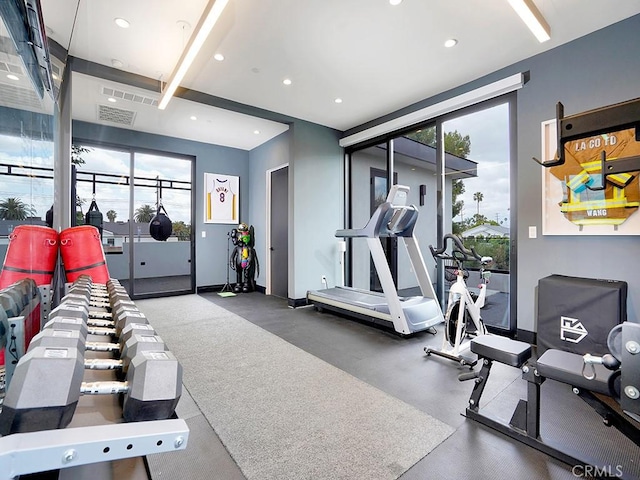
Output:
(537, 275), (627, 356)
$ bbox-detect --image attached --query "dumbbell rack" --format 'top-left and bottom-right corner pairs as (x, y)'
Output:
(1, 278), (45, 405)
(0, 418), (189, 479)
(0, 277), (189, 479)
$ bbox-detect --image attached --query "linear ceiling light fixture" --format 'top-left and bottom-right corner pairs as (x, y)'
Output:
(507, 0), (550, 42)
(158, 0), (230, 110)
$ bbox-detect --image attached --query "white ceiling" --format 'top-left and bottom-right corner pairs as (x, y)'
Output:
(33, 0), (640, 149)
(70, 72), (290, 150)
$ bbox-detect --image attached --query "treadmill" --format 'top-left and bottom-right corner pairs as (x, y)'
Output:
(307, 185), (444, 335)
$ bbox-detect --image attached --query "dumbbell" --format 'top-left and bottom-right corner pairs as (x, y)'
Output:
(43, 317), (157, 355)
(49, 301), (148, 337)
(0, 308), (8, 353)
(43, 314), (159, 355)
(29, 327), (167, 377)
(83, 296), (141, 324)
(31, 327), (121, 353)
(0, 288), (23, 316)
(1, 283), (26, 306)
(44, 316), (115, 341)
(61, 289), (133, 315)
(0, 345), (182, 434)
(68, 278), (128, 308)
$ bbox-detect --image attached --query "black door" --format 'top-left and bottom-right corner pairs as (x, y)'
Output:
(270, 166), (288, 298)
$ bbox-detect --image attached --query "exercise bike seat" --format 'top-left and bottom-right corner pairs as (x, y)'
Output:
(480, 256), (493, 266)
(471, 335), (532, 367)
(536, 349), (612, 395)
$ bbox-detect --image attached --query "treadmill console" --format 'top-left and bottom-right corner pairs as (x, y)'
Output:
(387, 185), (409, 206)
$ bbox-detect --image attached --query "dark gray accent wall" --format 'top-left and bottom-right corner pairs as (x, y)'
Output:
(513, 15), (640, 334)
(346, 14), (640, 334)
(72, 120), (250, 288)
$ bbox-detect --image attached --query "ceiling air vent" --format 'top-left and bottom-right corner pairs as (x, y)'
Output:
(102, 86), (158, 107)
(97, 104), (137, 126)
(0, 61), (24, 74)
(0, 83), (42, 110)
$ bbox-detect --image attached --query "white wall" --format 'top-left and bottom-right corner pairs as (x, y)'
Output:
(290, 122), (343, 300)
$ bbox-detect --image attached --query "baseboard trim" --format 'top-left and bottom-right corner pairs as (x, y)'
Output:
(288, 297), (309, 308)
(516, 329), (536, 345)
(198, 284), (265, 294)
(197, 284), (224, 293)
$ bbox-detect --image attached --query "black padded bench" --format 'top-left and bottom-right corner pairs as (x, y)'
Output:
(537, 349), (612, 395)
(470, 335), (531, 368)
(471, 335), (613, 395)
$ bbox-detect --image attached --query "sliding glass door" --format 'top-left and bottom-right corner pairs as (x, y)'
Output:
(74, 143), (194, 298)
(442, 101), (511, 331)
(345, 95), (515, 333)
(132, 152), (193, 296)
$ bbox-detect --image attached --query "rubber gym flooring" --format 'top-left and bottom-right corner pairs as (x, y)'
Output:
(154, 291), (636, 480)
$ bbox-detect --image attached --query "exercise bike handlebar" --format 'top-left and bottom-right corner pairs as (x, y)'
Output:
(429, 233), (482, 264)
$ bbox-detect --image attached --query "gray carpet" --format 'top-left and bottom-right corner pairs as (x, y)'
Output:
(136, 295), (454, 480)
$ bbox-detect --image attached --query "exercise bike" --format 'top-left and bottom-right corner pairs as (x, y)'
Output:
(425, 234), (492, 367)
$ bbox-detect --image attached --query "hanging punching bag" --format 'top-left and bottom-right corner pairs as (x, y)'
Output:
(45, 205), (54, 228)
(149, 203), (173, 241)
(85, 197), (103, 238)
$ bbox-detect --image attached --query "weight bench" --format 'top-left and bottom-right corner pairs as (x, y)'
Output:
(464, 333), (640, 472)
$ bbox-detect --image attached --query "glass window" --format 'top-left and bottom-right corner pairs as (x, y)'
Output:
(442, 102), (511, 330)
(0, 12), (55, 257)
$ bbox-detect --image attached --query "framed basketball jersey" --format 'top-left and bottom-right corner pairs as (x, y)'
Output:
(204, 173), (239, 223)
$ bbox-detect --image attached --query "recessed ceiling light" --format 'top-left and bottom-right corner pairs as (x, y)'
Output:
(107, 97), (116, 103)
(444, 38), (458, 48)
(253, 130), (260, 135)
(190, 116), (197, 120)
(283, 78), (292, 86)
(111, 59), (124, 68)
(6, 74), (19, 81)
(214, 53), (224, 61)
(114, 18), (130, 28)
(52, 73), (59, 80)
(334, 98), (343, 104)
(176, 20), (191, 31)
(389, 0), (402, 5)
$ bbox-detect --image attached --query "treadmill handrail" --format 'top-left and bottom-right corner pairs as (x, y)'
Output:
(336, 201), (419, 238)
